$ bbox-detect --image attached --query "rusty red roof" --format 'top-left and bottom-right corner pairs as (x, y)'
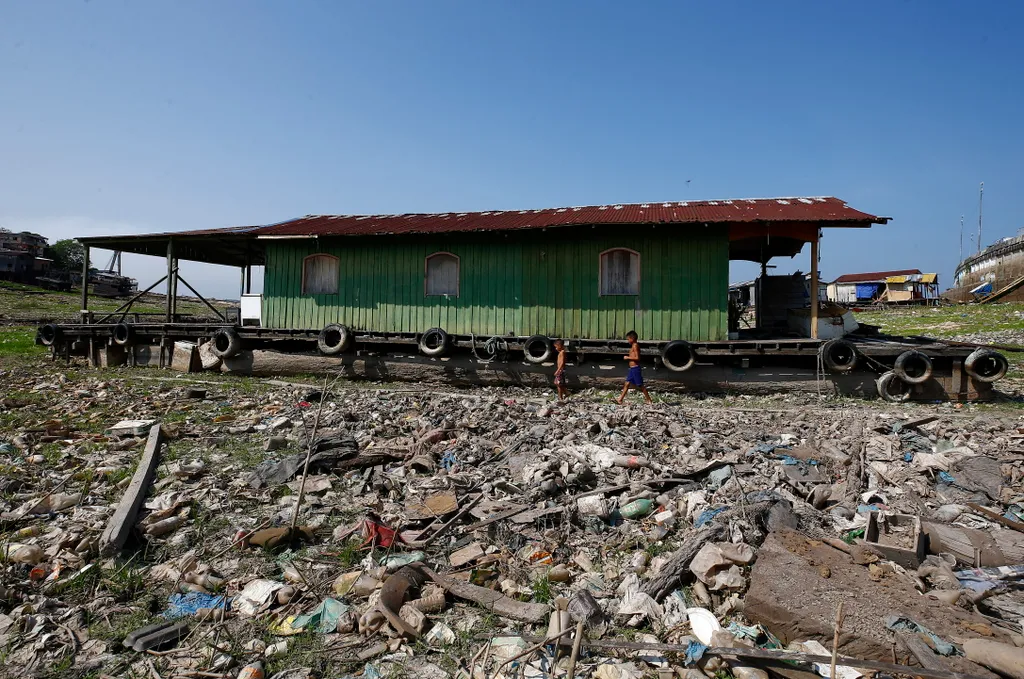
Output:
(833, 269), (922, 284)
(236, 196), (885, 238)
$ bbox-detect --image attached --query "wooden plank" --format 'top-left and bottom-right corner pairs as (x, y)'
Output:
(967, 502), (1024, 534)
(99, 424), (164, 556)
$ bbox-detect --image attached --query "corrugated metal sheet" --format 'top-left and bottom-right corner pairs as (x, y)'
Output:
(173, 197), (881, 241)
(920, 273), (937, 283)
(834, 269), (921, 284)
(262, 229), (728, 341)
(253, 197), (883, 238)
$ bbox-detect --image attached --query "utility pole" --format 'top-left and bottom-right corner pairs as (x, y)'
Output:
(959, 215), (964, 263)
(977, 182), (984, 254)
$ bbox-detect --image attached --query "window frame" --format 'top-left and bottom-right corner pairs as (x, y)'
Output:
(424, 251), (460, 298)
(301, 253), (340, 295)
(598, 247), (641, 296)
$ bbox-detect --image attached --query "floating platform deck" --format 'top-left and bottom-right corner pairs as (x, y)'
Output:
(38, 322), (1010, 402)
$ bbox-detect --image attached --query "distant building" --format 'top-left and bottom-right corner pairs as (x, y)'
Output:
(0, 230), (51, 283)
(827, 269), (938, 304)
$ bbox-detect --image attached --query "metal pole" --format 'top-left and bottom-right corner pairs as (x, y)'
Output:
(959, 215), (964, 265)
(245, 265), (252, 295)
(81, 245), (90, 323)
(977, 182), (984, 254)
(166, 239), (174, 322)
(810, 234), (820, 340)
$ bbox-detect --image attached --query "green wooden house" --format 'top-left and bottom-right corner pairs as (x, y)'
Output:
(78, 197), (886, 345)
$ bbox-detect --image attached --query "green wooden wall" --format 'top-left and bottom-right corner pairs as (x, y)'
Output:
(262, 226), (729, 341)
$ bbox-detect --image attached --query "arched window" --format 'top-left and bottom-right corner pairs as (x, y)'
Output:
(302, 254), (339, 295)
(600, 248), (640, 295)
(425, 252), (459, 297)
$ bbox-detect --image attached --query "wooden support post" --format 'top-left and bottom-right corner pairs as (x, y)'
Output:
(99, 425), (164, 556)
(239, 266), (246, 298)
(165, 239), (174, 323)
(810, 234), (820, 339)
(245, 253), (252, 294)
(171, 258), (179, 319)
(81, 245), (90, 323)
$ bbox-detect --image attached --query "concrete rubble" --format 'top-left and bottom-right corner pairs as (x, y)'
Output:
(3, 362), (1024, 678)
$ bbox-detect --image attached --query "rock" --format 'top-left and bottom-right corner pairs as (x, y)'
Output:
(264, 435), (288, 451)
(963, 639), (1024, 679)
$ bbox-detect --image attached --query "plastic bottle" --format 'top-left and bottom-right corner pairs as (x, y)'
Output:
(619, 498), (655, 519)
(237, 661), (265, 679)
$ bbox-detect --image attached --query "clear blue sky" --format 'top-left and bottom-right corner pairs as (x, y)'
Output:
(2, 1), (1023, 299)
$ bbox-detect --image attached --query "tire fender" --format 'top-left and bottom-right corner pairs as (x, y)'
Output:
(819, 338), (858, 373)
(964, 348), (1008, 383)
(317, 324), (352, 356)
(661, 340), (697, 372)
(112, 322), (135, 347)
(893, 350), (933, 384)
(523, 335), (554, 364)
(419, 328), (449, 357)
(877, 370), (912, 403)
(212, 327), (243, 359)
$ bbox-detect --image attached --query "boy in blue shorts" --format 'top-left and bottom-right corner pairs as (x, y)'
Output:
(616, 330), (653, 404)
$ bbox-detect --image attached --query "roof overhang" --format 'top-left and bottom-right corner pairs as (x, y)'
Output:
(79, 233), (263, 268)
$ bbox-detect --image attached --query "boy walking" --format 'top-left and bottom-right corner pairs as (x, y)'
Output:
(616, 330), (653, 404)
(553, 339), (568, 401)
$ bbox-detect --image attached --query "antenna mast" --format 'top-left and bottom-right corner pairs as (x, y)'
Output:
(960, 215), (964, 263)
(977, 182), (984, 254)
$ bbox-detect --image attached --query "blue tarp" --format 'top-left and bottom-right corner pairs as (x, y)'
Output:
(971, 282), (993, 295)
(855, 283), (883, 299)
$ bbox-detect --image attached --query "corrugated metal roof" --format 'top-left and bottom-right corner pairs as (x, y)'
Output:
(216, 196), (884, 239)
(834, 269), (921, 284)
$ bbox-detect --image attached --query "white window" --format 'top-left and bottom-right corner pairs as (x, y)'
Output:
(600, 248), (640, 295)
(425, 252), (459, 297)
(302, 254), (339, 295)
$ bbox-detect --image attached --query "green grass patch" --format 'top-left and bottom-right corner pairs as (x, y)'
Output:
(855, 303), (1024, 339)
(0, 327), (46, 358)
(531, 574), (553, 603)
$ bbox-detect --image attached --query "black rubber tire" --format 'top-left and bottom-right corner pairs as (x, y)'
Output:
(877, 370), (912, 403)
(317, 324), (352, 356)
(820, 338), (858, 373)
(212, 327), (243, 359)
(965, 348), (1008, 383)
(419, 328), (449, 357)
(893, 350), (933, 384)
(523, 335), (554, 364)
(38, 323), (62, 347)
(661, 340), (696, 372)
(112, 322), (135, 347)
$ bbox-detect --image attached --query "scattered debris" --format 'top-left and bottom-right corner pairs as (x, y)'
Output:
(3, 365), (1024, 677)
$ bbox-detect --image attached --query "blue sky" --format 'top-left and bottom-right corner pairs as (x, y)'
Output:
(2, 1), (1023, 299)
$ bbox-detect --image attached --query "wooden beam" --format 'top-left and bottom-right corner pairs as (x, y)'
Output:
(176, 273), (226, 322)
(99, 424), (164, 556)
(810, 233), (819, 339)
(165, 239), (174, 323)
(81, 245), (90, 323)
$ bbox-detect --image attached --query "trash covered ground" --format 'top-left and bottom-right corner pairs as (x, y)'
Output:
(4, 357), (1024, 679)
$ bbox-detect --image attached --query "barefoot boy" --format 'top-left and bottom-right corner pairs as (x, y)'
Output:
(553, 339), (568, 401)
(616, 330), (653, 404)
